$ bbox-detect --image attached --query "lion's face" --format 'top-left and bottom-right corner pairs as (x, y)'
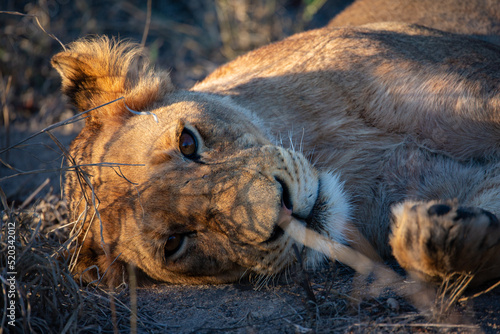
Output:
(117, 94), (323, 283)
(52, 37), (350, 285)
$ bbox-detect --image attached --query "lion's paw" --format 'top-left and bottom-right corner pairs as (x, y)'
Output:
(389, 200), (500, 283)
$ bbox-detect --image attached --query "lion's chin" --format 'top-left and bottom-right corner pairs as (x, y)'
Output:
(301, 171), (352, 269)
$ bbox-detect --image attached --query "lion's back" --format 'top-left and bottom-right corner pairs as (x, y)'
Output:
(194, 23), (500, 161)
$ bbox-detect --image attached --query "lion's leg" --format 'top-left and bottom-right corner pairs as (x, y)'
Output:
(389, 165), (500, 286)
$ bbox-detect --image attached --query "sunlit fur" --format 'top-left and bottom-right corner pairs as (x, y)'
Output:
(53, 20), (500, 286)
(329, 0), (500, 45)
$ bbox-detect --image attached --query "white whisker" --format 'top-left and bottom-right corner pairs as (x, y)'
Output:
(288, 129), (295, 152)
(299, 127), (305, 153)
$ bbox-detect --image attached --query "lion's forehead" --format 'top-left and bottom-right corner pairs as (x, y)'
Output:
(141, 97), (271, 149)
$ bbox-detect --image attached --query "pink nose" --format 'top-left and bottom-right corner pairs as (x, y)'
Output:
(277, 201), (293, 226)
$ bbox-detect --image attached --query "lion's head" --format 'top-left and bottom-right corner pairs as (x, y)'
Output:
(52, 37), (350, 285)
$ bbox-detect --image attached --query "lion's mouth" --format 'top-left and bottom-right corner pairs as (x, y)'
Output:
(299, 178), (324, 232)
(265, 178), (322, 244)
(264, 184), (293, 243)
(303, 183), (327, 233)
(259, 172), (350, 275)
(275, 172), (350, 245)
(266, 225), (285, 243)
(264, 170), (350, 249)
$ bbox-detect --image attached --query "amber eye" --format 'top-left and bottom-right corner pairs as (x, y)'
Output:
(179, 129), (197, 158)
(164, 234), (185, 259)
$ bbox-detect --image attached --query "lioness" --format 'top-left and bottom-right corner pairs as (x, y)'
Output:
(52, 17), (500, 286)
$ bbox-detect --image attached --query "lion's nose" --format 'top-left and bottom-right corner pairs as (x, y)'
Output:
(264, 179), (293, 243)
(275, 178), (293, 212)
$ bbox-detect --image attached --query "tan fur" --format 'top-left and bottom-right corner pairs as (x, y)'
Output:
(52, 15), (500, 286)
(329, 0), (500, 45)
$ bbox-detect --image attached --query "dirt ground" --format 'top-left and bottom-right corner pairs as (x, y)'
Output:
(1, 1), (500, 333)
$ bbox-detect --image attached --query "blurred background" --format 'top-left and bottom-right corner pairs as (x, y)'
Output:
(0, 0), (352, 203)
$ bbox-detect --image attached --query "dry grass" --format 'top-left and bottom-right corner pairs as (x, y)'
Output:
(0, 177), (170, 333)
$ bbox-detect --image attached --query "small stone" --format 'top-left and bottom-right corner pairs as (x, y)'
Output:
(387, 297), (400, 312)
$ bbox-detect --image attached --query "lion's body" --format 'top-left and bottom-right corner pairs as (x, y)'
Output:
(53, 3), (500, 286)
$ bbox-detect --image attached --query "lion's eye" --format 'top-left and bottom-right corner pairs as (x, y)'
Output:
(179, 129), (197, 158)
(164, 234), (185, 259)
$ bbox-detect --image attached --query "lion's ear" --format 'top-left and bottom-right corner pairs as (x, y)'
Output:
(51, 36), (174, 124)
